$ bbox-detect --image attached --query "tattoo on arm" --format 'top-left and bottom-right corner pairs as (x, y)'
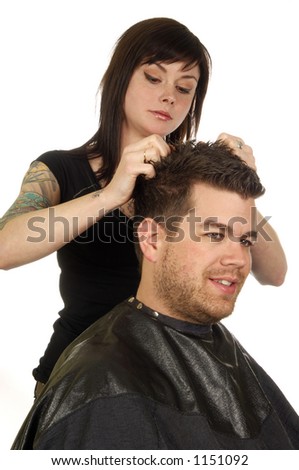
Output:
(0, 161), (59, 230)
(91, 190), (102, 198)
(22, 161), (58, 195)
(0, 193), (50, 230)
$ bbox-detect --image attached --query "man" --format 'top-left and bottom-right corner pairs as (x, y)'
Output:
(12, 141), (299, 449)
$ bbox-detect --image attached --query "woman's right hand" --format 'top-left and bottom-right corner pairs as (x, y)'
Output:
(105, 134), (170, 207)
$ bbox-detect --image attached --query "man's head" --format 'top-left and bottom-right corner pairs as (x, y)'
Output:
(133, 140), (265, 325)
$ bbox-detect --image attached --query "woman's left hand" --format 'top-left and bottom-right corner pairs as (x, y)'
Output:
(217, 132), (257, 171)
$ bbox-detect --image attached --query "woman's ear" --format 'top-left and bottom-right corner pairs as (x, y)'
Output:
(137, 218), (164, 262)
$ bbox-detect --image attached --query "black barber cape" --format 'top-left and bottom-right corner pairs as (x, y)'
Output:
(12, 297), (299, 449)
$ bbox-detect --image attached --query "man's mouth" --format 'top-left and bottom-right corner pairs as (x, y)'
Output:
(214, 279), (233, 286)
(209, 277), (239, 295)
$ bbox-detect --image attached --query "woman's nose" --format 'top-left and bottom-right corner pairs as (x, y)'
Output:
(160, 84), (175, 105)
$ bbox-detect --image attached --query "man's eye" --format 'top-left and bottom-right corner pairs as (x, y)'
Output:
(207, 232), (224, 241)
(240, 238), (254, 247)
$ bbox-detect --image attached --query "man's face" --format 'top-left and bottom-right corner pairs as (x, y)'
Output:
(153, 183), (257, 324)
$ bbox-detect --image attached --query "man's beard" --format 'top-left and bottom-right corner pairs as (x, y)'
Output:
(153, 247), (246, 325)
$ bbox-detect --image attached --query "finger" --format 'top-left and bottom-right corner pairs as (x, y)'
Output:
(143, 147), (162, 163)
(144, 134), (171, 155)
(131, 134), (171, 157)
(235, 139), (244, 150)
(137, 161), (156, 179)
(234, 145), (257, 171)
(217, 133), (245, 151)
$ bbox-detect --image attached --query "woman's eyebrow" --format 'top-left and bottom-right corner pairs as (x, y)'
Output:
(153, 62), (198, 82)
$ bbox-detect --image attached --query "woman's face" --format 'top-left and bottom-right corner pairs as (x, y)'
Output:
(123, 61), (200, 142)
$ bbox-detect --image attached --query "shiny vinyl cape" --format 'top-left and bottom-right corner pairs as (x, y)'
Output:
(12, 298), (299, 449)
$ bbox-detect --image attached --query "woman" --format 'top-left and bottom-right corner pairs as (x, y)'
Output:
(0, 17), (287, 396)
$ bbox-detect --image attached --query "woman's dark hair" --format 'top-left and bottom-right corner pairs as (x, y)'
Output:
(81, 17), (211, 184)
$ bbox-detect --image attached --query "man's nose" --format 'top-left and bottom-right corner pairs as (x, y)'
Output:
(220, 240), (250, 269)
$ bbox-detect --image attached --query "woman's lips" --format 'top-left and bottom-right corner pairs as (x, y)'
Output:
(150, 110), (172, 121)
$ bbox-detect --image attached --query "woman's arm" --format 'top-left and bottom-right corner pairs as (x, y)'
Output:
(0, 161), (114, 269)
(0, 135), (170, 270)
(217, 132), (287, 286)
(250, 210), (287, 286)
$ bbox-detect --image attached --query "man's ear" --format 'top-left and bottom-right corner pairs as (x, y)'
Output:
(137, 218), (164, 262)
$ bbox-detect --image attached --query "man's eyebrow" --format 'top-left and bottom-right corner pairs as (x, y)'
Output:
(242, 230), (258, 240)
(203, 219), (225, 228)
(202, 219), (258, 239)
(154, 62), (198, 82)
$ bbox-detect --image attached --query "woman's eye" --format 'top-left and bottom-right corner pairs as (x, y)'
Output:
(177, 86), (191, 94)
(144, 72), (160, 84)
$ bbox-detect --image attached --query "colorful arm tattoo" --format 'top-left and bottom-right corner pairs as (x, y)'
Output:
(0, 192), (50, 230)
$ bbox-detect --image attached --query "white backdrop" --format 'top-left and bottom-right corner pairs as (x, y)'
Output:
(0, 0), (298, 451)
